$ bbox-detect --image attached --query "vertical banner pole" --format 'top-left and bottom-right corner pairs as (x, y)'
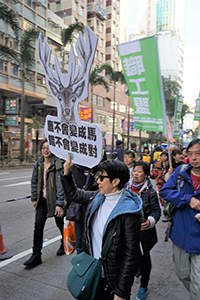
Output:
(155, 36), (172, 168)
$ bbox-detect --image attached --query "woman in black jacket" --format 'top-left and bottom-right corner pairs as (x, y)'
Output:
(61, 157), (143, 300)
(126, 161), (161, 300)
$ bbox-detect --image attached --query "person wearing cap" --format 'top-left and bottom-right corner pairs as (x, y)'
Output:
(112, 140), (124, 161)
(131, 142), (138, 162)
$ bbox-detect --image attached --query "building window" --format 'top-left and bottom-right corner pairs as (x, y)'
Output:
(96, 50), (99, 60)
(98, 96), (104, 107)
(93, 94), (97, 105)
(98, 115), (106, 125)
(97, 20), (99, 29)
(80, 6), (84, 17)
(75, 2), (78, 12)
(56, 3), (61, 11)
(100, 53), (103, 62)
(110, 101), (118, 110)
(88, 20), (91, 27)
(100, 23), (103, 33)
(119, 104), (126, 113)
(100, 38), (103, 47)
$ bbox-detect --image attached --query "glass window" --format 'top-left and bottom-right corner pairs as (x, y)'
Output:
(98, 96), (104, 107)
(80, 6), (84, 17)
(110, 101), (117, 110)
(97, 20), (99, 29)
(75, 2), (78, 12)
(93, 94), (97, 104)
(37, 5), (46, 17)
(96, 50), (99, 60)
(100, 38), (103, 47)
(57, 3), (61, 11)
(98, 115), (106, 125)
(100, 53), (103, 62)
(88, 20), (91, 27)
(119, 104), (126, 113)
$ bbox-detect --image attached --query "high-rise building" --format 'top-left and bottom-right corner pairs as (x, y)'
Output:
(0, 0), (149, 156)
(135, 0), (185, 88)
(48, 0), (148, 148)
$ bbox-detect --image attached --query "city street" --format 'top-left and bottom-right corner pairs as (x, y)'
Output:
(0, 168), (189, 300)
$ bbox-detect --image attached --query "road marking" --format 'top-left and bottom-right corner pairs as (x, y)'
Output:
(0, 172), (9, 176)
(0, 235), (62, 268)
(2, 181), (31, 188)
(0, 176), (29, 182)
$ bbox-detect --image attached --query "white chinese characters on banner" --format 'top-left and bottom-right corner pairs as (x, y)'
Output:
(123, 55), (150, 116)
(37, 27), (102, 168)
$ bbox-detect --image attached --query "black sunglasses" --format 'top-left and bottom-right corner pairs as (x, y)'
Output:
(97, 175), (110, 182)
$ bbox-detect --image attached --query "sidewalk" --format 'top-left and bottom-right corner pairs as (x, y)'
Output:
(130, 218), (190, 299)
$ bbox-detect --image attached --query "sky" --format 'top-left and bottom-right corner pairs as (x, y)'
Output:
(126, 0), (200, 109)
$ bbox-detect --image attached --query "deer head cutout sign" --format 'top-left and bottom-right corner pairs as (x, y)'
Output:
(37, 27), (102, 167)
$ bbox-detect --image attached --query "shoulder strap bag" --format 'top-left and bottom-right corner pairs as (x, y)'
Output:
(67, 219), (118, 300)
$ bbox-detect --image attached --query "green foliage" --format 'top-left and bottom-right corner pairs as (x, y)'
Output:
(162, 76), (181, 119)
(0, 3), (19, 39)
(61, 22), (85, 47)
(20, 28), (39, 72)
(89, 67), (109, 92)
(100, 63), (125, 85)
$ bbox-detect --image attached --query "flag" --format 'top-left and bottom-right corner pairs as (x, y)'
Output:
(194, 92), (200, 121)
(117, 36), (166, 132)
(172, 95), (183, 139)
(165, 116), (176, 142)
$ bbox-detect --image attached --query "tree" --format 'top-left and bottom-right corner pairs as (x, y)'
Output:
(181, 103), (192, 127)
(89, 66), (109, 123)
(0, 3), (19, 40)
(100, 64), (125, 151)
(162, 76), (181, 119)
(0, 27), (39, 162)
(60, 22), (85, 72)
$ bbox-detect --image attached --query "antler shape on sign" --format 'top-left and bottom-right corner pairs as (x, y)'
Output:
(37, 27), (97, 123)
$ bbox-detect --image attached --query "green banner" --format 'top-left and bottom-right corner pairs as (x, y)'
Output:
(117, 36), (166, 132)
(172, 95), (183, 139)
(194, 92), (200, 121)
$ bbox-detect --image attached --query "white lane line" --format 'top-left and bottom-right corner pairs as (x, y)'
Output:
(0, 176), (29, 182)
(0, 235), (62, 268)
(0, 172), (9, 176)
(2, 181), (31, 188)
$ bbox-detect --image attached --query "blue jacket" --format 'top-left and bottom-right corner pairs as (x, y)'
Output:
(86, 189), (143, 254)
(160, 164), (200, 254)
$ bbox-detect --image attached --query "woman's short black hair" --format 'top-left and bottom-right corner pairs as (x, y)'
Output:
(171, 148), (182, 157)
(40, 138), (48, 151)
(187, 139), (200, 151)
(134, 161), (150, 176)
(98, 159), (129, 190)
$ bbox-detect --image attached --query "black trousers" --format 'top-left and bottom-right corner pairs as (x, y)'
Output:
(140, 252), (152, 288)
(33, 197), (63, 255)
(95, 277), (130, 300)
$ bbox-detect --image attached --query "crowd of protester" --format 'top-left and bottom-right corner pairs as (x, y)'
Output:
(24, 137), (199, 300)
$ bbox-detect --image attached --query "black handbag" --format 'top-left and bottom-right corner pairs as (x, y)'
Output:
(67, 219), (118, 300)
(65, 202), (82, 222)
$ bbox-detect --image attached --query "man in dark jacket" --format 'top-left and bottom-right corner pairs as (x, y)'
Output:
(112, 140), (124, 161)
(67, 165), (98, 253)
(160, 139), (200, 300)
(131, 142), (138, 161)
